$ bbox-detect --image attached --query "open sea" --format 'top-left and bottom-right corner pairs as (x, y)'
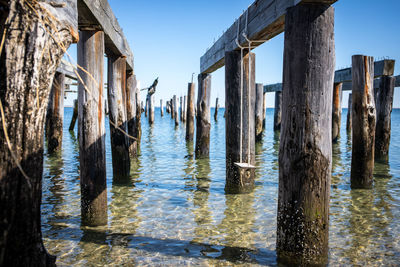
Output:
(42, 107), (400, 266)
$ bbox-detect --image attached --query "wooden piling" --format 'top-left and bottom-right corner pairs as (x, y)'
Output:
(141, 101), (144, 113)
(346, 93), (352, 132)
(77, 30), (107, 226)
(263, 92), (267, 129)
(351, 55), (376, 189)
(225, 51), (256, 194)
(255, 83), (264, 141)
(105, 99), (109, 115)
(375, 76), (395, 159)
(126, 72), (138, 157)
(173, 95), (179, 126)
(135, 87), (142, 146)
(186, 83), (196, 141)
(332, 83), (343, 142)
(277, 4), (335, 265)
(160, 99), (164, 117)
(108, 55), (130, 182)
(149, 94), (155, 124)
(171, 97), (175, 119)
(46, 72), (65, 153)
(195, 74), (212, 158)
(69, 99), (78, 131)
(144, 95), (148, 117)
(273, 91), (282, 131)
(180, 96), (183, 121)
(183, 96), (187, 123)
(214, 97), (219, 121)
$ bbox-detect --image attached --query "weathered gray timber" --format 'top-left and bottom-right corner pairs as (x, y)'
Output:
(200, 0), (337, 74)
(375, 76), (395, 160)
(332, 83), (342, 142)
(105, 99), (109, 115)
(180, 96), (183, 121)
(183, 96), (187, 123)
(57, 59), (77, 80)
(108, 56), (130, 182)
(171, 97), (175, 119)
(46, 73), (65, 153)
(273, 91), (282, 131)
(351, 55), (376, 189)
(214, 97), (219, 121)
(277, 4), (335, 265)
(173, 95), (179, 126)
(135, 87), (142, 146)
(263, 92), (267, 128)
(255, 83), (264, 141)
(195, 74), (212, 158)
(225, 51), (256, 194)
(160, 99), (164, 117)
(264, 59), (396, 93)
(78, 0), (133, 71)
(77, 30), (107, 226)
(186, 83), (196, 141)
(347, 93), (352, 132)
(126, 72), (138, 157)
(69, 99), (79, 131)
(144, 95), (148, 117)
(396, 75), (400, 87)
(0, 1), (77, 265)
(149, 94), (155, 124)
(334, 59), (394, 83)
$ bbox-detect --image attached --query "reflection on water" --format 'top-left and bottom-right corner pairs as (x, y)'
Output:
(42, 108), (400, 266)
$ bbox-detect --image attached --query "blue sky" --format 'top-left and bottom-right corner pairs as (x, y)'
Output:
(66, 0), (400, 108)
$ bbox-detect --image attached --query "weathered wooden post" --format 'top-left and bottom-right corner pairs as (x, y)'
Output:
(277, 4), (335, 265)
(183, 95), (187, 123)
(332, 83), (343, 142)
(77, 30), (107, 226)
(273, 91), (282, 131)
(186, 83), (196, 141)
(0, 2), (77, 265)
(173, 95), (179, 126)
(180, 96), (183, 121)
(148, 94), (154, 124)
(255, 83), (263, 141)
(214, 97), (219, 121)
(351, 55), (376, 189)
(171, 97), (175, 119)
(195, 74), (211, 158)
(141, 101), (144, 113)
(108, 55), (130, 182)
(347, 93), (352, 132)
(135, 86), (142, 146)
(46, 72), (65, 153)
(375, 76), (395, 159)
(69, 99), (78, 131)
(105, 99), (109, 115)
(263, 92), (267, 128)
(144, 95), (148, 117)
(160, 99), (164, 117)
(225, 51), (256, 194)
(126, 72), (138, 157)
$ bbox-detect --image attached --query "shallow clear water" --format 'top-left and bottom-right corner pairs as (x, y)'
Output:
(42, 108), (400, 266)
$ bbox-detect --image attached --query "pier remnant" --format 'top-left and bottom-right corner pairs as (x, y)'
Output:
(186, 83), (196, 141)
(180, 96), (183, 121)
(225, 51), (256, 194)
(46, 73), (65, 153)
(135, 86), (142, 147)
(78, 30), (107, 226)
(126, 72), (138, 157)
(160, 99), (164, 117)
(108, 55), (130, 182)
(351, 55), (376, 189)
(273, 91), (282, 131)
(183, 96), (187, 123)
(255, 83), (264, 141)
(173, 95), (179, 126)
(195, 74), (211, 158)
(375, 75), (395, 159)
(148, 94), (154, 124)
(332, 83), (343, 142)
(277, 4), (335, 265)
(69, 99), (79, 131)
(214, 97), (219, 121)
(347, 93), (352, 132)
(0, 1), (77, 265)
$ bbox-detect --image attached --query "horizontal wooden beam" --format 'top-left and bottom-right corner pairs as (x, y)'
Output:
(334, 59), (395, 83)
(78, 0), (134, 72)
(200, 0), (337, 74)
(264, 60), (396, 93)
(57, 60), (78, 80)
